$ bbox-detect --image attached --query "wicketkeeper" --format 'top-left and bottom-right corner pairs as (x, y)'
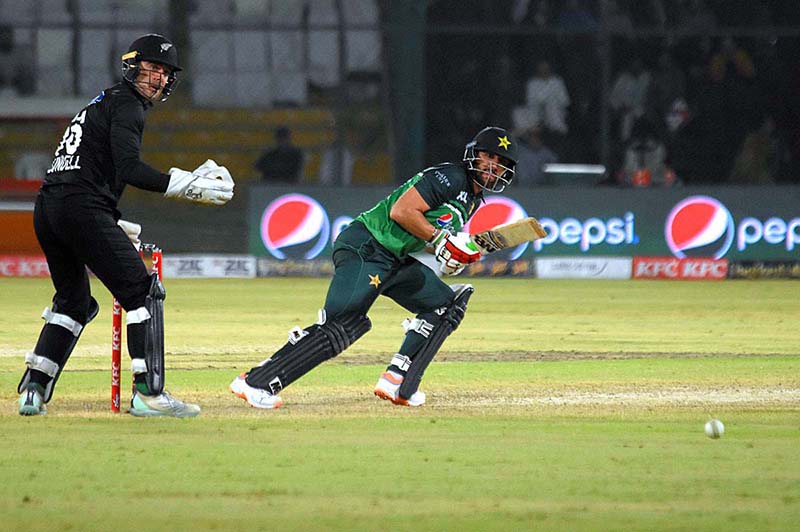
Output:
(18, 34), (235, 417)
(231, 126), (519, 408)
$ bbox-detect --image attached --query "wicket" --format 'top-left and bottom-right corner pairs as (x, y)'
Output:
(111, 244), (162, 413)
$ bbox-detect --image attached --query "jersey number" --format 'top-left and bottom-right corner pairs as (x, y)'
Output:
(54, 110), (87, 157)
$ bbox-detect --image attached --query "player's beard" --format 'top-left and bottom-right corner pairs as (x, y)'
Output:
(476, 160), (514, 192)
(477, 164), (499, 190)
(134, 72), (165, 102)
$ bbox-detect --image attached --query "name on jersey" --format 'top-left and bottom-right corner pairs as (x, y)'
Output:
(47, 154), (82, 173)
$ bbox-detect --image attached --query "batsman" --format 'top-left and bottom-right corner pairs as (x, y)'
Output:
(232, 126), (519, 408)
(17, 34), (235, 417)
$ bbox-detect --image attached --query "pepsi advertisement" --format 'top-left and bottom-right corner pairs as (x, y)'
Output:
(249, 185), (800, 261)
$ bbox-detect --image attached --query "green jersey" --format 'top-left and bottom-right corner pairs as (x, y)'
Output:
(355, 163), (483, 258)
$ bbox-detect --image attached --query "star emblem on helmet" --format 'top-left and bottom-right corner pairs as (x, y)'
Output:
(160, 43), (172, 52)
(497, 136), (511, 150)
(368, 274), (381, 288)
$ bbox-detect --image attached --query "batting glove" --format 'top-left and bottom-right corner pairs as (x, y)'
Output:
(434, 231), (481, 276)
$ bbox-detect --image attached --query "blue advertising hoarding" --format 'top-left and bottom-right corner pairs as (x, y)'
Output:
(249, 185), (800, 261)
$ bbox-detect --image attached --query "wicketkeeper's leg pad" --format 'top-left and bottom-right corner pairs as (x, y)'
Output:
(246, 311), (371, 394)
(126, 273), (166, 394)
(397, 284), (473, 400)
(17, 297), (100, 402)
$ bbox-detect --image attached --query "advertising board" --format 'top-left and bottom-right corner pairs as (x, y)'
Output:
(249, 185), (800, 261)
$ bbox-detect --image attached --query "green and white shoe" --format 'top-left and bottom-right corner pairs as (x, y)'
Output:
(19, 383), (47, 416)
(130, 390), (201, 418)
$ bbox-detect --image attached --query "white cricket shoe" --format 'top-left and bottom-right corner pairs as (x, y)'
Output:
(230, 373), (283, 409)
(18, 383), (47, 416)
(373, 370), (426, 407)
(130, 390), (201, 418)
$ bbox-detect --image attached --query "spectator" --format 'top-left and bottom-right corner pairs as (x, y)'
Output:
(525, 60), (570, 136)
(318, 140), (354, 185)
(628, 0), (667, 28)
(0, 25), (33, 96)
(511, 0), (532, 25)
(668, 105), (713, 184)
(665, 98), (691, 136)
(0, 25), (17, 93)
(512, 60), (570, 157)
(514, 125), (558, 186)
(647, 52), (687, 134)
(729, 117), (778, 185)
(254, 126), (304, 183)
(619, 118), (677, 187)
(557, 0), (598, 31)
(609, 57), (652, 143)
(511, 0), (551, 27)
(709, 37), (755, 84)
(603, 0), (633, 34)
(673, 0), (717, 32)
(701, 37), (762, 179)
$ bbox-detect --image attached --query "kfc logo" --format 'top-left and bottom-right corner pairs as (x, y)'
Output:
(633, 257), (728, 280)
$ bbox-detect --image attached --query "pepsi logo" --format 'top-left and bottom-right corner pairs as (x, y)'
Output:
(260, 194), (330, 259)
(665, 195), (734, 259)
(331, 215), (354, 243)
(436, 213), (454, 227)
(464, 197), (529, 259)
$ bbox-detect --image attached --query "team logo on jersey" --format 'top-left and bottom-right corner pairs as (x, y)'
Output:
(457, 191), (468, 203)
(464, 197), (529, 260)
(260, 194), (330, 260)
(435, 213), (453, 228)
(368, 274), (381, 288)
(665, 195), (734, 259)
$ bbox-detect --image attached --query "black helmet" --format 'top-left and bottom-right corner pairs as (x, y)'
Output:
(121, 34), (181, 100)
(463, 126), (518, 193)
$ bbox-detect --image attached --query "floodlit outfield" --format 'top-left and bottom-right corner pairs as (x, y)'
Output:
(0, 277), (798, 532)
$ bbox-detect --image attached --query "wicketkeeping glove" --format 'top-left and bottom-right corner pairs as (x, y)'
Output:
(434, 231), (481, 276)
(165, 159), (234, 205)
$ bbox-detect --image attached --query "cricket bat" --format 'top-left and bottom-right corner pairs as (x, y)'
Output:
(470, 217), (548, 255)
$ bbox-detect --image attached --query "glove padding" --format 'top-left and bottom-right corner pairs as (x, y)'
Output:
(434, 231), (481, 276)
(117, 219), (142, 251)
(165, 159), (234, 205)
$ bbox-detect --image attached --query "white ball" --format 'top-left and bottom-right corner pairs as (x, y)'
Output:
(705, 419), (725, 439)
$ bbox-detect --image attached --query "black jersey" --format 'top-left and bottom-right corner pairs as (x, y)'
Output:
(44, 81), (169, 209)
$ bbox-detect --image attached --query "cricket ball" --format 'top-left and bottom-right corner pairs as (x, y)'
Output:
(704, 419), (725, 439)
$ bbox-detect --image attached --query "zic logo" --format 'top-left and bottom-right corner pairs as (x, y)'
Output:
(177, 259), (203, 275)
(224, 259), (251, 275)
(665, 196), (734, 259)
(261, 194), (330, 260)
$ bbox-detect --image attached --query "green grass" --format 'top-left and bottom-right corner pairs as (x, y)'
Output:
(0, 278), (798, 532)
